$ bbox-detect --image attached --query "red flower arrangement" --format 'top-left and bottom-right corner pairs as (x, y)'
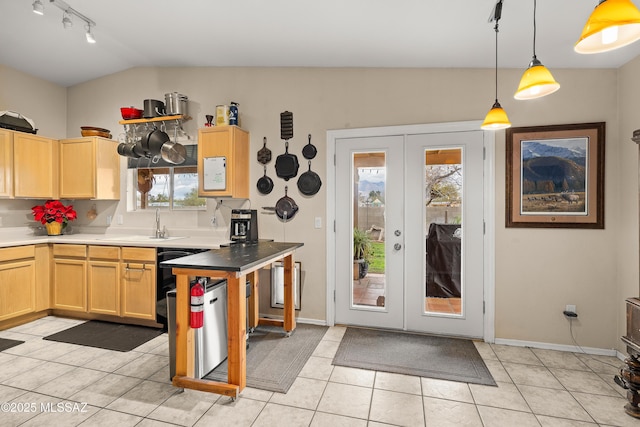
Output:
(32, 200), (77, 225)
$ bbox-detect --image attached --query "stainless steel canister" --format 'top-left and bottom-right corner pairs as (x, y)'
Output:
(164, 93), (188, 116)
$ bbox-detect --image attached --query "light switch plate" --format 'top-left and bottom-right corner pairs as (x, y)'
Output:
(314, 217), (322, 229)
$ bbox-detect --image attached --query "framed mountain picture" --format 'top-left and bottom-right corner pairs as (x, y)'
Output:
(506, 122), (605, 229)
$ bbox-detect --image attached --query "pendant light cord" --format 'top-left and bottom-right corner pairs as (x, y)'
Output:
(494, 21), (499, 102)
(532, 0), (537, 59)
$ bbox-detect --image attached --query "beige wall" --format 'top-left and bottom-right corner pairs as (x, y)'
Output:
(5, 64), (637, 351)
(0, 65), (67, 138)
(617, 56), (640, 352)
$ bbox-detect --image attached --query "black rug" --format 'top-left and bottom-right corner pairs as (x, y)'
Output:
(333, 327), (496, 386)
(204, 323), (328, 393)
(0, 338), (24, 352)
(43, 320), (164, 352)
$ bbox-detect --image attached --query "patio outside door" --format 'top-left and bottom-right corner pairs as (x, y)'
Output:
(334, 127), (485, 338)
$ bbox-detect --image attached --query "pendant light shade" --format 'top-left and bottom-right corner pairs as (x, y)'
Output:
(515, 0), (560, 100)
(575, 0), (640, 54)
(481, 100), (511, 130)
(515, 57), (560, 100)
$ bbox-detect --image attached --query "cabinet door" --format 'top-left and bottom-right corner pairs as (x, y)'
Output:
(0, 260), (35, 321)
(13, 133), (58, 198)
(88, 260), (120, 316)
(121, 262), (155, 320)
(59, 138), (96, 199)
(52, 258), (87, 312)
(198, 126), (249, 198)
(0, 129), (13, 198)
(59, 137), (120, 200)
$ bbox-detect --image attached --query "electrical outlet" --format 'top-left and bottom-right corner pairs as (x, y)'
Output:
(210, 216), (216, 227)
(0, 216), (3, 226)
(106, 215), (112, 225)
(565, 304), (576, 314)
(314, 217), (322, 229)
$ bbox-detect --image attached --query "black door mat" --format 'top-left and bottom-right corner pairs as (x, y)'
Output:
(204, 324), (328, 393)
(43, 320), (164, 352)
(333, 327), (496, 386)
(0, 338), (24, 352)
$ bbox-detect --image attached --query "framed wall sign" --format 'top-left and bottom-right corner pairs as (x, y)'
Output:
(505, 122), (605, 229)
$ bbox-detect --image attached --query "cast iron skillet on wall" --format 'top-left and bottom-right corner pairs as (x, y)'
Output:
(297, 160), (321, 196)
(257, 165), (274, 195)
(263, 186), (299, 221)
(275, 111), (299, 181)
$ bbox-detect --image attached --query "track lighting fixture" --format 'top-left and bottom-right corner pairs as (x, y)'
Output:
(31, 0), (96, 44)
(575, 0), (640, 54)
(62, 12), (72, 29)
(515, 0), (560, 100)
(32, 0), (44, 15)
(482, 0), (511, 131)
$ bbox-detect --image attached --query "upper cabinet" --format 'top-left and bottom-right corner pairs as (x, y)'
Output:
(59, 137), (120, 200)
(197, 126), (249, 198)
(0, 130), (13, 198)
(13, 132), (59, 199)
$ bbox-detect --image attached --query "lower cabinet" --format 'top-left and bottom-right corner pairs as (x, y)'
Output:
(52, 244), (156, 323)
(52, 244), (87, 312)
(0, 246), (36, 321)
(121, 247), (156, 321)
(87, 246), (121, 316)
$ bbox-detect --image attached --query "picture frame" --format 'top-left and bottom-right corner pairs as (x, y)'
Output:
(505, 122), (605, 229)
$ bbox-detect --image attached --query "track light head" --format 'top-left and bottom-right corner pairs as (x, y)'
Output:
(32, 0), (44, 15)
(86, 24), (96, 44)
(62, 12), (72, 29)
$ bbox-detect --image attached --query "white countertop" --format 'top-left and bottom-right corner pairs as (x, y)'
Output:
(0, 228), (233, 250)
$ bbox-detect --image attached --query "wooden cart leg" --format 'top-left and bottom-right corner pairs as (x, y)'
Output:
(283, 254), (296, 334)
(247, 271), (259, 332)
(174, 273), (190, 379)
(226, 275), (247, 390)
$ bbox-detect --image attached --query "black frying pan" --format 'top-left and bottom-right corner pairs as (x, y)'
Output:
(273, 186), (298, 221)
(257, 137), (272, 164)
(275, 141), (299, 181)
(257, 165), (274, 195)
(297, 161), (322, 196)
(302, 134), (317, 160)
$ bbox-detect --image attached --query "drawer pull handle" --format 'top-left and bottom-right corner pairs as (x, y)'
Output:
(125, 263), (147, 272)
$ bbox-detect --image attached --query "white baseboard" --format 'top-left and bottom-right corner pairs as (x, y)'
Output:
(257, 314), (327, 327)
(494, 337), (621, 359)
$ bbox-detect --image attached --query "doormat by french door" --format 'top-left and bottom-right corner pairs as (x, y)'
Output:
(0, 338), (24, 352)
(43, 320), (164, 352)
(332, 327), (496, 386)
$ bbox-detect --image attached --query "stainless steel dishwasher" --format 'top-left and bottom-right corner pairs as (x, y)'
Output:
(167, 278), (228, 380)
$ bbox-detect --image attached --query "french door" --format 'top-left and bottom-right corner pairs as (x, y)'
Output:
(334, 126), (485, 338)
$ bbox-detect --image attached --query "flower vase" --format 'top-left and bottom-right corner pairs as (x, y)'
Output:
(45, 222), (62, 236)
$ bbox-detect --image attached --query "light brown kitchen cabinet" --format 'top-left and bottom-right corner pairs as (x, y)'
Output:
(87, 245), (121, 316)
(0, 246), (36, 321)
(121, 247), (156, 321)
(0, 129), (13, 198)
(52, 244), (87, 312)
(59, 137), (120, 200)
(197, 126), (250, 198)
(13, 132), (59, 199)
(34, 244), (50, 311)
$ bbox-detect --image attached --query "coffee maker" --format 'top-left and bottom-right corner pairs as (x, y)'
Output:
(230, 209), (258, 243)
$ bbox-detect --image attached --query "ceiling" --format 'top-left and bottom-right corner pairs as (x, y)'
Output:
(2, 0), (640, 87)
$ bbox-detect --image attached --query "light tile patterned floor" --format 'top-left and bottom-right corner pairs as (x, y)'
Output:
(0, 316), (635, 426)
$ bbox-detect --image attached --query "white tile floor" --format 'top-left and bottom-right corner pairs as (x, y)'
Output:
(0, 316), (636, 426)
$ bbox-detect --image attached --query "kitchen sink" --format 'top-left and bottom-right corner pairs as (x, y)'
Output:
(97, 235), (188, 242)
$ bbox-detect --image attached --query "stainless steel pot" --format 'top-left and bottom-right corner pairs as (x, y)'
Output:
(164, 93), (188, 116)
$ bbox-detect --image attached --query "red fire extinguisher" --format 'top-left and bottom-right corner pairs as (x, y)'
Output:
(190, 280), (204, 329)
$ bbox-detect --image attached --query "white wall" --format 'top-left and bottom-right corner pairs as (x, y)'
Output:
(3, 64), (634, 350)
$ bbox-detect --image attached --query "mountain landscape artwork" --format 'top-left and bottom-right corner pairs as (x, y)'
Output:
(520, 138), (588, 215)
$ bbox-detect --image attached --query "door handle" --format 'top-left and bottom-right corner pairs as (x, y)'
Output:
(394, 243), (402, 250)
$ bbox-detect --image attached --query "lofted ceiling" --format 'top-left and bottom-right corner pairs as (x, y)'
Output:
(1, 0), (640, 87)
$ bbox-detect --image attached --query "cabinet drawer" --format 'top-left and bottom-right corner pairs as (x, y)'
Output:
(88, 245), (120, 260)
(52, 244), (87, 258)
(122, 247), (156, 262)
(0, 245), (35, 262)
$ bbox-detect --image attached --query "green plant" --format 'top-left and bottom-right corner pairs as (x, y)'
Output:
(353, 227), (372, 263)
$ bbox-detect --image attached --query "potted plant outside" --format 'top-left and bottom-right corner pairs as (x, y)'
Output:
(353, 227), (372, 279)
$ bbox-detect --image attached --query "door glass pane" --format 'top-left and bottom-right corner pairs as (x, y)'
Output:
(352, 152), (386, 308)
(424, 148), (463, 315)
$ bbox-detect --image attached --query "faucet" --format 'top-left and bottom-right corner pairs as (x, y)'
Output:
(155, 208), (166, 238)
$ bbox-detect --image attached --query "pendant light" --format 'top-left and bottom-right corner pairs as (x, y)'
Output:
(514, 0), (560, 100)
(575, 0), (640, 54)
(482, 0), (511, 131)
